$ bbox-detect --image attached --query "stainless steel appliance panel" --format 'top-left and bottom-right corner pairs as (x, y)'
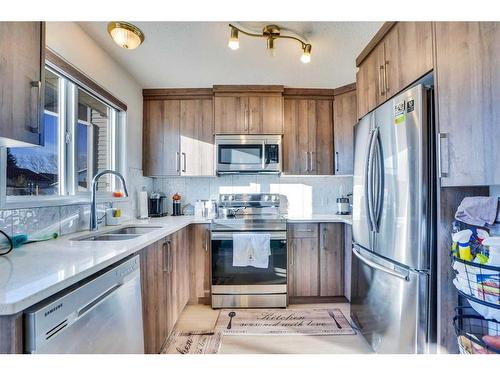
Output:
(350, 246), (430, 354)
(215, 135), (282, 174)
(25, 256), (144, 354)
(373, 85), (429, 270)
(352, 113), (374, 251)
(211, 294), (287, 308)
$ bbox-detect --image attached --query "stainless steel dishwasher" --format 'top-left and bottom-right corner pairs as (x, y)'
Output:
(24, 255), (144, 354)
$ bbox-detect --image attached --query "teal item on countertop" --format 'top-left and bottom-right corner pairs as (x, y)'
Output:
(11, 233), (59, 248)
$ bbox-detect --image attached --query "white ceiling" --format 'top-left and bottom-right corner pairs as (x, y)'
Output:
(78, 21), (382, 89)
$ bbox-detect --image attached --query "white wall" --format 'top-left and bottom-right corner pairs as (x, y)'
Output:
(46, 22), (152, 217)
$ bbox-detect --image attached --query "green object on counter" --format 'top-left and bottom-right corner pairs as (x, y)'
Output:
(11, 233), (59, 248)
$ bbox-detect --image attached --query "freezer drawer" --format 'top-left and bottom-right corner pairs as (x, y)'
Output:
(350, 245), (430, 354)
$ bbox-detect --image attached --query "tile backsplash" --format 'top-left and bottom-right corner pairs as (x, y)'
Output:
(0, 166), (153, 239)
(0, 172), (351, 239)
(153, 175), (353, 217)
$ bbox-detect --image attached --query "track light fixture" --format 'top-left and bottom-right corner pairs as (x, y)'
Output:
(228, 24), (312, 64)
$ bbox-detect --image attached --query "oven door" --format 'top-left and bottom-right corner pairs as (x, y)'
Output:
(211, 231), (287, 294)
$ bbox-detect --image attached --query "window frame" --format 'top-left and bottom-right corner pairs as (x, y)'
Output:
(0, 62), (127, 209)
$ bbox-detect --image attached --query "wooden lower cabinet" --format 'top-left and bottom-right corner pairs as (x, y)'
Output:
(140, 238), (169, 354)
(319, 223), (344, 296)
(189, 224), (211, 305)
(289, 237), (319, 297)
(288, 223), (345, 299)
(0, 314), (23, 354)
(140, 227), (190, 354)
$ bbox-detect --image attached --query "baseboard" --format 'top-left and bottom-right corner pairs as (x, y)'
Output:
(289, 296), (348, 304)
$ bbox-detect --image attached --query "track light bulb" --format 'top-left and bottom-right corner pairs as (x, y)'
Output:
(228, 27), (239, 50)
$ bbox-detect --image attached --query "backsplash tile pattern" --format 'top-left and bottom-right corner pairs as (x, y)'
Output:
(0, 166), (153, 239)
(153, 175), (353, 217)
(0, 172), (350, 240)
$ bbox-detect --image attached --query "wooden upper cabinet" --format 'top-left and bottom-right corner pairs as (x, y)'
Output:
(383, 22), (433, 99)
(248, 95), (284, 134)
(213, 85), (284, 135)
(143, 89), (214, 177)
(180, 98), (214, 176)
(435, 22), (500, 186)
(143, 99), (180, 176)
(356, 43), (385, 119)
(213, 96), (248, 134)
(333, 86), (356, 175)
(356, 22), (433, 120)
(0, 22), (44, 147)
(283, 90), (334, 175)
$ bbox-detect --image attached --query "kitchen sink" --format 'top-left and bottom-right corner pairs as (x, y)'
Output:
(72, 226), (163, 242)
(75, 233), (141, 241)
(105, 226), (163, 235)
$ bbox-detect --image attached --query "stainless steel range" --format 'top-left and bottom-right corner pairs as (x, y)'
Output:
(211, 193), (287, 308)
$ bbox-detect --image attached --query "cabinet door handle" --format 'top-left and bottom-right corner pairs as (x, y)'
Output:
(335, 151), (339, 173)
(305, 152), (309, 172)
(384, 61), (390, 93)
(437, 132), (449, 178)
(162, 241), (169, 273)
(205, 228), (210, 252)
(176, 152), (180, 172)
(30, 80), (41, 134)
(182, 152), (187, 173)
(322, 227), (327, 251)
(378, 65), (385, 96)
(289, 243), (294, 266)
(166, 240), (173, 273)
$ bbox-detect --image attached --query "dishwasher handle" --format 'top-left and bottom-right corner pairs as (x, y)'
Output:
(77, 282), (123, 318)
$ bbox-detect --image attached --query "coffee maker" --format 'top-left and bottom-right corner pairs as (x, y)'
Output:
(149, 192), (168, 217)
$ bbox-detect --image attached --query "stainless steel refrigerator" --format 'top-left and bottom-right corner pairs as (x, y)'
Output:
(350, 83), (436, 354)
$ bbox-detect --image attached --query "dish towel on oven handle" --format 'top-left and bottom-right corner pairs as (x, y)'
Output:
(232, 233), (271, 269)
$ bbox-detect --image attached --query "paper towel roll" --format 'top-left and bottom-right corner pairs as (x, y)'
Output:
(138, 190), (149, 219)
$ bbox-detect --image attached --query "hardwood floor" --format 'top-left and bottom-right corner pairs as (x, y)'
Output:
(173, 303), (373, 354)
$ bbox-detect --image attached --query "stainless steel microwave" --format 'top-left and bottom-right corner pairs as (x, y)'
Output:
(215, 135), (282, 175)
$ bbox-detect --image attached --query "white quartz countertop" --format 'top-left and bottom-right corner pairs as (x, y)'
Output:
(0, 216), (210, 315)
(0, 214), (351, 315)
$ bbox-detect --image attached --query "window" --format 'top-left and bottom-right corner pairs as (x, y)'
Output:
(7, 69), (61, 196)
(4, 66), (123, 202)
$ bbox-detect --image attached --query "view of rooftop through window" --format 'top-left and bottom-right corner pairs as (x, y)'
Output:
(6, 67), (117, 197)
(6, 69), (60, 196)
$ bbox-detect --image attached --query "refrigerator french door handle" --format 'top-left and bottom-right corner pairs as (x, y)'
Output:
(373, 129), (384, 232)
(366, 128), (378, 233)
(352, 246), (409, 281)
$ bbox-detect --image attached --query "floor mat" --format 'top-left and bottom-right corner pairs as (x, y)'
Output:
(215, 308), (356, 336)
(162, 331), (222, 354)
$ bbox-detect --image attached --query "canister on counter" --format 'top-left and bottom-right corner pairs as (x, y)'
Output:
(172, 193), (182, 216)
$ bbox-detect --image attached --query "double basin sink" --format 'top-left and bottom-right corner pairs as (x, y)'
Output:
(73, 226), (163, 242)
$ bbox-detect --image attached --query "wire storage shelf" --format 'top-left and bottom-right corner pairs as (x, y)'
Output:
(454, 307), (500, 354)
(452, 255), (500, 314)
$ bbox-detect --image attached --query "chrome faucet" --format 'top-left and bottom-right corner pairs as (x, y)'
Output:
(90, 169), (129, 231)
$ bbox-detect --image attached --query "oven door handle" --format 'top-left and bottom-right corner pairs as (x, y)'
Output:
(211, 232), (287, 240)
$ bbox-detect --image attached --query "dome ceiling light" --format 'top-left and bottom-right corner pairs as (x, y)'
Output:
(227, 23), (312, 64)
(107, 21), (145, 50)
